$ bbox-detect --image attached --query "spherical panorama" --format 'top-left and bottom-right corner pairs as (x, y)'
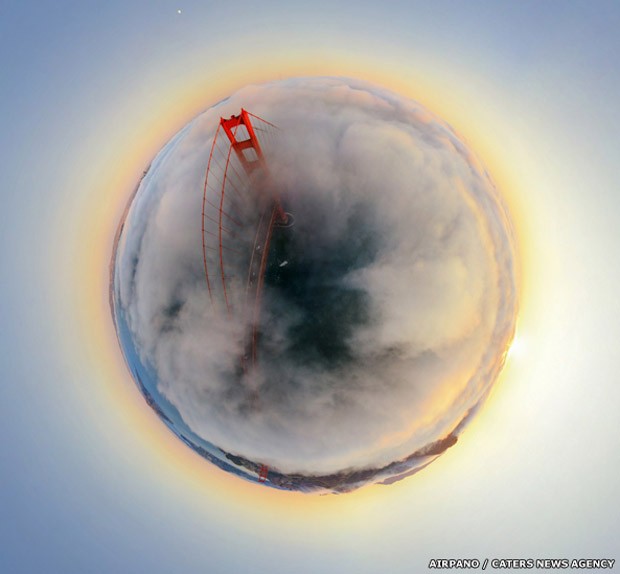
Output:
(111, 77), (518, 493)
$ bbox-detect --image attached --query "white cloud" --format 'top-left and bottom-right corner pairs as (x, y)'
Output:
(113, 77), (517, 479)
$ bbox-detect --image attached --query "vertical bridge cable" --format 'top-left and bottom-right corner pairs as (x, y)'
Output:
(201, 126), (220, 308)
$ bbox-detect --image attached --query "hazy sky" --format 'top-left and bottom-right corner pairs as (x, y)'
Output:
(1, 1), (619, 573)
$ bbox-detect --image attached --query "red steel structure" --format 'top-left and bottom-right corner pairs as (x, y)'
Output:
(258, 464), (269, 483)
(201, 109), (287, 373)
(201, 109), (289, 484)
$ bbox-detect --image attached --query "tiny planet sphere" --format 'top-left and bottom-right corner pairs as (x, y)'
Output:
(111, 77), (518, 493)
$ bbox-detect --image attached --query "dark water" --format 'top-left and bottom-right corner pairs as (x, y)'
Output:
(260, 195), (380, 372)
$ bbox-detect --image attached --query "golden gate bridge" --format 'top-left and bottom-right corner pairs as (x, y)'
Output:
(201, 109), (290, 483)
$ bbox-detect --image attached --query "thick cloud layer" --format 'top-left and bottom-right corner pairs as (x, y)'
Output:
(113, 77), (517, 488)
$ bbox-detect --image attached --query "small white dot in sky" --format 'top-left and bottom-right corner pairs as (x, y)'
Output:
(177, 9), (182, 14)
